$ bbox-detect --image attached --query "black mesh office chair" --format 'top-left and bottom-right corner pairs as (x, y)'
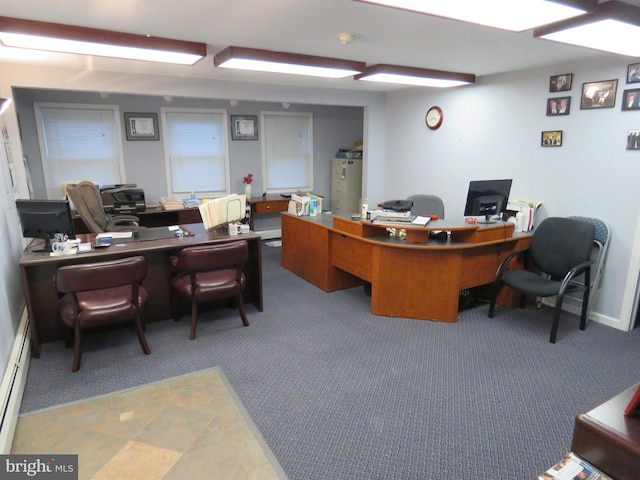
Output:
(488, 217), (595, 343)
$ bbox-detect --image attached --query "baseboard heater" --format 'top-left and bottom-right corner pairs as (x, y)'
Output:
(0, 308), (30, 453)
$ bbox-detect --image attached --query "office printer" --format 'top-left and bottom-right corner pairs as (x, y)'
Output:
(100, 184), (146, 214)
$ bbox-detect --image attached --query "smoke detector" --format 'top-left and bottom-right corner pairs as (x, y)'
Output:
(338, 32), (357, 45)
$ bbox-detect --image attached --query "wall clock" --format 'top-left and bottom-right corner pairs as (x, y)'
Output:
(425, 106), (443, 130)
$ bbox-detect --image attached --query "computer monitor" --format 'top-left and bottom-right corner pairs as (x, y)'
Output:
(463, 179), (513, 224)
(16, 199), (76, 252)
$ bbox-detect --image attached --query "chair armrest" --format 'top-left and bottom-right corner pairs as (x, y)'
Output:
(495, 246), (529, 280)
(112, 214), (140, 226)
(560, 260), (592, 294)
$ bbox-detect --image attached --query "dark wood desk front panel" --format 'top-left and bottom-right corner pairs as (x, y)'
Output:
(572, 382), (640, 480)
(20, 224), (262, 358)
(74, 207), (202, 233)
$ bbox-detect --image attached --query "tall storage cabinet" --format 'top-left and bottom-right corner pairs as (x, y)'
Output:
(331, 158), (362, 214)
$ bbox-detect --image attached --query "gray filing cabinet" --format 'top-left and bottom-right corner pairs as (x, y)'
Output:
(331, 157), (362, 214)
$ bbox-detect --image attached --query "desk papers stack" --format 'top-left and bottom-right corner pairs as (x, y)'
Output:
(199, 194), (246, 231)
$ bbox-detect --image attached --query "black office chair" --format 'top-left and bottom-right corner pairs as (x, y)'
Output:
(488, 217), (595, 343)
(406, 194), (445, 218)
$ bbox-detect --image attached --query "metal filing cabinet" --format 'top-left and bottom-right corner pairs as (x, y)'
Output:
(331, 157), (362, 214)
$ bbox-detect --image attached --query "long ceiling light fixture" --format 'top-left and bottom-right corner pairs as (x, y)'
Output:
(214, 46), (366, 78)
(0, 16), (207, 65)
(355, 64), (475, 88)
(354, 0), (597, 32)
(534, 1), (640, 57)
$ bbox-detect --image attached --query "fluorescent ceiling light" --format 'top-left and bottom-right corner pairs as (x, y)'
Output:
(355, 64), (475, 88)
(534, 1), (640, 57)
(0, 16), (207, 65)
(214, 46), (365, 78)
(355, 0), (596, 32)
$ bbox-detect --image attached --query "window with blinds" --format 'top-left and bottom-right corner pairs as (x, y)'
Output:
(261, 112), (313, 193)
(34, 103), (124, 199)
(162, 108), (229, 197)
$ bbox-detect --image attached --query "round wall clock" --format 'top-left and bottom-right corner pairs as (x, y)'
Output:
(425, 106), (443, 130)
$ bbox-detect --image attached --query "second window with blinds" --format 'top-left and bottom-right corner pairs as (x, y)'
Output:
(162, 108), (230, 198)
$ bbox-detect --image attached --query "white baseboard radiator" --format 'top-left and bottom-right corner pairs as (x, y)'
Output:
(0, 308), (30, 453)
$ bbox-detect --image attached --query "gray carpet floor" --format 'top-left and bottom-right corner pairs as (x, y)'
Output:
(21, 243), (640, 479)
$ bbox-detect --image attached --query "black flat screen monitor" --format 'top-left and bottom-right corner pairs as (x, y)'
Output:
(16, 199), (76, 252)
(463, 179), (513, 224)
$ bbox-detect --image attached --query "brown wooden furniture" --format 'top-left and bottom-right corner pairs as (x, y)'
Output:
(281, 213), (531, 322)
(55, 256), (151, 372)
(19, 223), (262, 358)
(171, 241), (250, 340)
(247, 195), (290, 231)
(73, 206), (202, 233)
(571, 382), (640, 480)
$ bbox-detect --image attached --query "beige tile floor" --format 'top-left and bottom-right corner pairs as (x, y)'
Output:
(11, 367), (288, 480)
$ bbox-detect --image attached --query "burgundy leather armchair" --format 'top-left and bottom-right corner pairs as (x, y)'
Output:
(171, 241), (249, 340)
(55, 256), (151, 372)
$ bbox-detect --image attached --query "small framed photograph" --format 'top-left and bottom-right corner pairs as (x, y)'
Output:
(627, 63), (640, 84)
(622, 88), (640, 110)
(124, 112), (159, 141)
(231, 115), (258, 141)
(581, 79), (618, 109)
(546, 96), (571, 116)
(627, 130), (640, 151)
(549, 73), (572, 92)
(541, 130), (562, 147)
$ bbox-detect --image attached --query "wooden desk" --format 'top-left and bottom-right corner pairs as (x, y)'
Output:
(247, 196), (290, 231)
(19, 223), (263, 358)
(571, 382), (640, 480)
(73, 206), (202, 234)
(281, 213), (531, 322)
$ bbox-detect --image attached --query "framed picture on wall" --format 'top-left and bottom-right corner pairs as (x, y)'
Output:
(549, 73), (572, 92)
(622, 89), (640, 111)
(546, 96), (571, 116)
(627, 63), (640, 84)
(124, 112), (159, 141)
(541, 130), (562, 147)
(627, 130), (640, 150)
(231, 115), (258, 140)
(581, 80), (618, 109)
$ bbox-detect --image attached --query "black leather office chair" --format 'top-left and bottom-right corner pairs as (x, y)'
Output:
(488, 217), (595, 343)
(407, 194), (445, 218)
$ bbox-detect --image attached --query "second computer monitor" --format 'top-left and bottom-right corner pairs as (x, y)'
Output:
(463, 179), (513, 224)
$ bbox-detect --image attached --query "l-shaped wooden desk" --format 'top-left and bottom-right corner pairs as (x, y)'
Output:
(19, 223), (263, 358)
(281, 213), (531, 322)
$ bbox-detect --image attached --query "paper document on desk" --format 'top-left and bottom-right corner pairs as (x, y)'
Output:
(411, 216), (431, 226)
(97, 231), (133, 239)
(199, 194), (246, 230)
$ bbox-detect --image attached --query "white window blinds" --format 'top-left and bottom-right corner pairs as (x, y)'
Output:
(35, 104), (123, 199)
(163, 109), (229, 196)
(262, 112), (313, 193)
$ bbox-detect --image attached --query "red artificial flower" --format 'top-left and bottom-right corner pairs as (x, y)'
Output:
(243, 173), (253, 185)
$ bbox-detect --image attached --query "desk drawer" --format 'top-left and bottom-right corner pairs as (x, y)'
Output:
(254, 200), (289, 214)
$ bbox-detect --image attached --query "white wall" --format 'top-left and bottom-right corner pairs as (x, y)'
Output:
(383, 55), (640, 330)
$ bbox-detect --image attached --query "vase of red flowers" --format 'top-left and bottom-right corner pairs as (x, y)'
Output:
(243, 173), (253, 198)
